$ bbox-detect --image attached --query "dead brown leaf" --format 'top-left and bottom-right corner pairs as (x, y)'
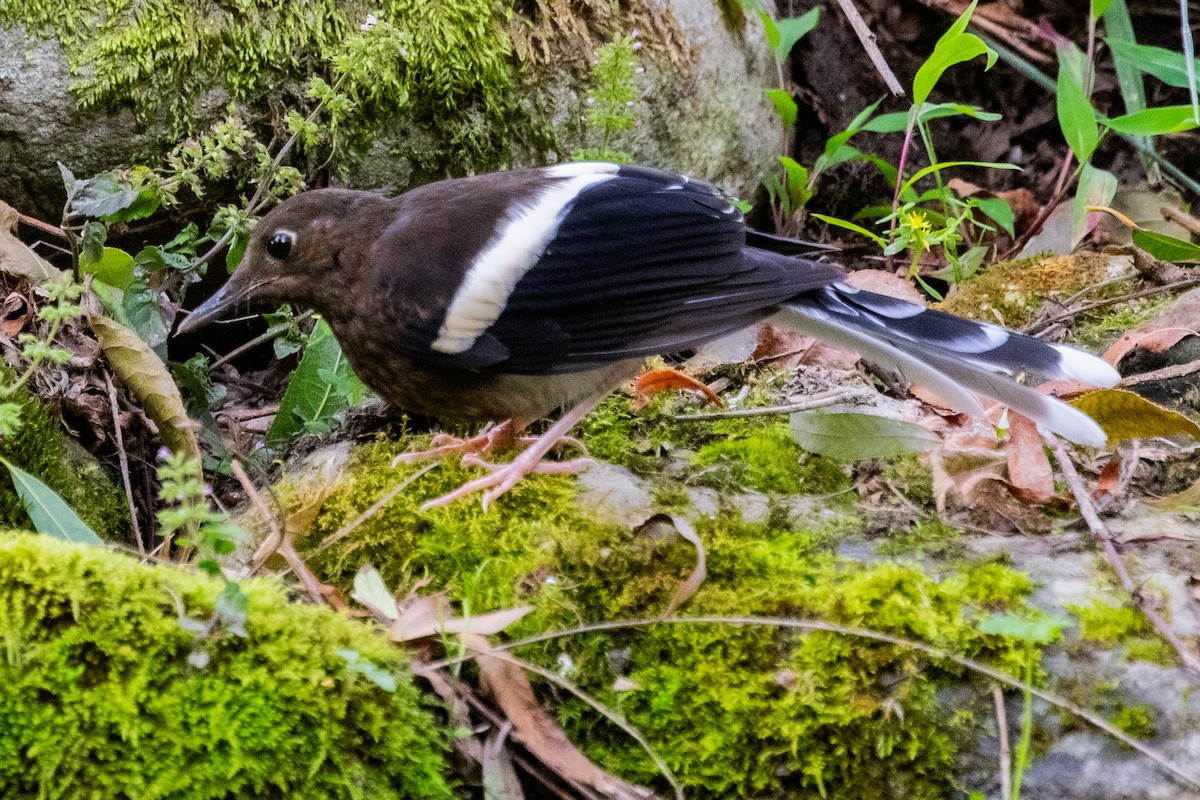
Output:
(0, 292), (32, 338)
(1092, 457), (1122, 501)
(1006, 413), (1056, 504)
(473, 637), (655, 800)
(0, 201), (62, 285)
(633, 368), (722, 410)
(634, 514), (706, 618)
(390, 592), (533, 643)
(482, 723), (525, 800)
(1103, 326), (1197, 367)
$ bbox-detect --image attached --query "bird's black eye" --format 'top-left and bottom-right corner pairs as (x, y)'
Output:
(266, 231), (295, 260)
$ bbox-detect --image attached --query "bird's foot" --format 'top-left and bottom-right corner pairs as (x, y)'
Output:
(419, 452), (595, 510)
(392, 421), (515, 466)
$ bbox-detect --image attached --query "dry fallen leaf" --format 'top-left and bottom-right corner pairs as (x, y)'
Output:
(844, 269), (926, 303)
(0, 201), (62, 285)
(632, 514), (706, 618)
(473, 637), (653, 800)
(90, 313), (200, 462)
(1103, 326), (1197, 367)
(390, 592), (533, 643)
(1006, 413), (1056, 504)
(0, 292), (32, 338)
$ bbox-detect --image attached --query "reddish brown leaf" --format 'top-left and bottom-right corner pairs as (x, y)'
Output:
(0, 292), (32, 338)
(1092, 457), (1122, 501)
(1103, 326), (1197, 367)
(473, 637), (651, 800)
(633, 368), (722, 410)
(1006, 412), (1056, 504)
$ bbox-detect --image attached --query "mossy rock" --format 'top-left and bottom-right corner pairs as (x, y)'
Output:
(0, 532), (451, 800)
(0, 373), (126, 540)
(266, 438), (1038, 799)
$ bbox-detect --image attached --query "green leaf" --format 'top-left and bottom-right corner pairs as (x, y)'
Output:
(1105, 38), (1200, 90)
(778, 156), (812, 210)
(772, 7), (820, 62)
(1103, 1), (1146, 116)
(911, 0), (996, 106)
(1072, 163), (1117, 243)
(862, 102), (1001, 133)
(1090, 0), (1113, 19)
(267, 319), (367, 445)
(352, 564), (400, 621)
(80, 246), (135, 290)
(336, 648), (397, 692)
(972, 196), (1015, 237)
(0, 457), (103, 544)
(226, 229), (249, 274)
(789, 411), (941, 460)
(1130, 228), (1200, 262)
(1103, 105), (1200, 135)
(763, 89), (797, 128)
(812, 214), (887, 247)
(979, 612), (1071, 643)
(758, 11), (779, 51)
(1057, 56), (1098, 161)
(901, 160), (1020, 194)
(68, 173), (141, 220)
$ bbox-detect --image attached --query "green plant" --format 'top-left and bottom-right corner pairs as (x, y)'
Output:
(0, 276), (82, 436)
(572, 32), (643, 163)
(978, 613), (1072, 800)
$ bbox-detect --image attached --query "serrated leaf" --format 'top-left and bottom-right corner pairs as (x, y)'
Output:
(1070, 388), (1200, 444)
(69, 173), (141, 220)
(763, 88), (797, 127)
(0, 457), (102, 544)
(1131, 228), (1200, 262)
(789, 411), (941, 460)
(90, 314), (200, 461)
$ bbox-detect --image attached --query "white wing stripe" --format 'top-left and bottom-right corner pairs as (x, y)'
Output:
(432, 169), (617, 354)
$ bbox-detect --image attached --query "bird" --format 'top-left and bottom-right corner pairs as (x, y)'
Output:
(177, 162), (1120, 507)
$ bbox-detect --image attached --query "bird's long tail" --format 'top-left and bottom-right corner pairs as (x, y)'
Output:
(775, 282), (1121, 446)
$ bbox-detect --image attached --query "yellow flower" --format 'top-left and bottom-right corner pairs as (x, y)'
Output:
(906, 210), (931, 232)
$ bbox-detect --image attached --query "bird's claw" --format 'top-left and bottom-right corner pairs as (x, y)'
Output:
(392, 421), (514, 466)
(418, 455), (596, 511)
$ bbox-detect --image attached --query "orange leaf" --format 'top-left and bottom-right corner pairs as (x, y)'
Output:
(633, 368), (722, 410)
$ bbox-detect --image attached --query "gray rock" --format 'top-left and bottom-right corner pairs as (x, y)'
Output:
(1, 0), (781, 216)
(0, 27), (158, 219)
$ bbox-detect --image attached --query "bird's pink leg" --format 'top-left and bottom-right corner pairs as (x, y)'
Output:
(419, 396), (604, 510)
(392, 420), (517, 466)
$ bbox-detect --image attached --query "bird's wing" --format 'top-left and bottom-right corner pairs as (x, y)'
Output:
(381, 163), (844, 373)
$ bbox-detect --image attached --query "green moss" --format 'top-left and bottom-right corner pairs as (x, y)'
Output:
(0, 373), (125, 540)
(282, 439), (1036, 800)
(875, 519), (964, 559)
(1067, 600), (1174, 665)
(3, 0), (521, 177)
(0, 532), (451, 799)
(693, 421), (850, 495)
(1110, 704), (1157, 739)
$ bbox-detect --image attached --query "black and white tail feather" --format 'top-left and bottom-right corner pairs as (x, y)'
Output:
(774, 282), (1120, 447)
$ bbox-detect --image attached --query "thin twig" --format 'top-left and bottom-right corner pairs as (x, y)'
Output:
(1160, 205), (1200, 237)
(1046, 435), (1200, 677)
(316, 462), (438, 552)
(992, 683), (1012, 800)
(211, 309), (314, 368)
(427, 616), (1200, 791)
(231, 459), (286, 576)
(672, 388), (869, 421)
(831, 0), (904, 96)
(1121, 357), (1200, 387)
(104, 372), (142, 554)
(1023, 276), (1200, 337)
(16, 213), (67, 240)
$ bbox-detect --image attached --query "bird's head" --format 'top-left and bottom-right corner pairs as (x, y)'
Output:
(177, 188), (389, 334)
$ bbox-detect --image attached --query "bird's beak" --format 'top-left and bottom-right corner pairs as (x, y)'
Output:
(175, 272), (273, 335)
